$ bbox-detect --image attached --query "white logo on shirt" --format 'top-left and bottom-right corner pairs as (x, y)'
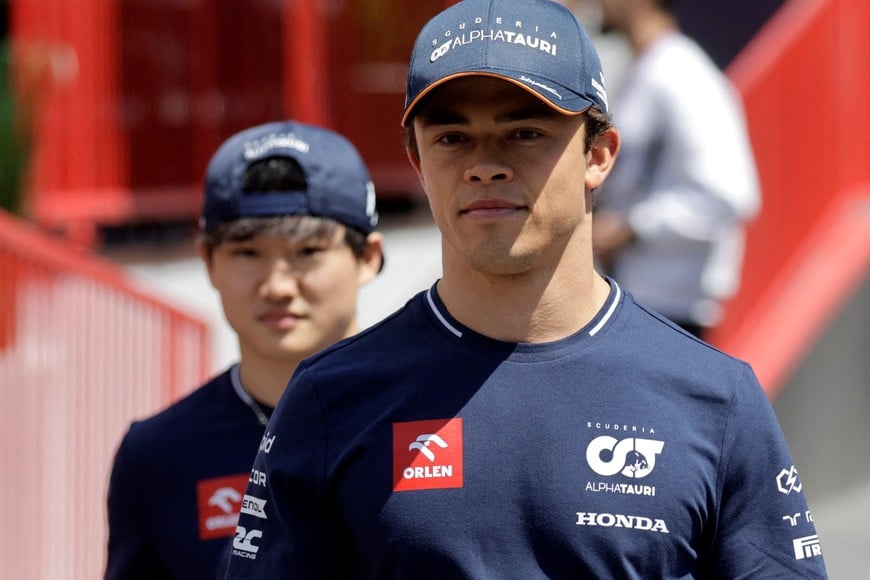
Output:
(240, 495), (268, 520)
(776, 466), (802, 495)
(259, 433), (276, 454)
(408, 434), (449, 462)
(586, 436), (664, 478)
(792, 534), (822, 560)
(232, 526), (262, 558)
(208, 487), (242, 514)
(249, 470), (268, 488)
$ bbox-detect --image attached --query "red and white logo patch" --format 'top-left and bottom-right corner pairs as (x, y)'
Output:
(393, 418), (463, 492)
(197, 474), (249, 540)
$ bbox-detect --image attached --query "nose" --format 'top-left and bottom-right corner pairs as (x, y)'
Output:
(464, 145), (513, 184)
(259, 259), (300, 300)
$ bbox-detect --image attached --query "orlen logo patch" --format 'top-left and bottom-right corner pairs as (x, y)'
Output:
(393, 418), (463, 492)
(197, 474), (249, 540)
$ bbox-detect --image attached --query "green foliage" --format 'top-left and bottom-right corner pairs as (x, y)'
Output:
(0, 41), (31, 215)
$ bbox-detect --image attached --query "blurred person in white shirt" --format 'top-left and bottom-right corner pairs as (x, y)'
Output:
(590, 0), (760, 339)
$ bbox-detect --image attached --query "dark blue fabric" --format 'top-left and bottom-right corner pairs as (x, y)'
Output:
(202, 121), (378, 233)
(106, 369), (270, 580)
(403, 0), (608, 126)
(225, 282), (827, 579)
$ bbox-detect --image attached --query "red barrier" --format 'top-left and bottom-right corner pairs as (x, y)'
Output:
(11, 0), (454, 245)
(11, 0), (126, 246)
(710, 0), (870, 394)
(0, 210), (210, 579)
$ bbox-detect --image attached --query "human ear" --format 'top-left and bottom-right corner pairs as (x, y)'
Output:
(357, 232), (385, 286)
(405, 122), (425, 186)
(196, 238), (220, 290)
(585, 127), (620, 190)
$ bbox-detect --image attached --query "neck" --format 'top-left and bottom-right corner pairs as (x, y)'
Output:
(626, 10), (678, 54)
(236, 320), (361, 407)
(236, 353), (299, 408)
(437, 237), (610, 343)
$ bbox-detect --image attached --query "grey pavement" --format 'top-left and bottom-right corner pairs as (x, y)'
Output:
(810, 481), (870, 579)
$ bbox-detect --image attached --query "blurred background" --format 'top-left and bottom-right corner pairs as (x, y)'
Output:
(0, 0), (867, 577)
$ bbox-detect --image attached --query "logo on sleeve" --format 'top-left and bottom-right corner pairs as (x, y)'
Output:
(782, 510), (814, 527)
(792, 534), (822, 560)
(240, 494), (269, 519)
(776, 466), (803, 495)
(197, 474), (249, 540)
(232, 526), (263, 560)
(393, 418), (463, 492)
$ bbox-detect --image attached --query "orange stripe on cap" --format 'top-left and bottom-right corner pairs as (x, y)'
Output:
(400, 72), (588, 127)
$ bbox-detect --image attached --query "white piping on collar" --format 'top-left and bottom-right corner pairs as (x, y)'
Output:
(588, 281), (621, 337)
(230, 364), (253, 405)
(426, 287), (463, 338)
(230, 364), (270, 426)
(426, 281), (621, 340)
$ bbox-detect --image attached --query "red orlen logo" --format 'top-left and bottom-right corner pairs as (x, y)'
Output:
(197, 474), (249, 540)
(393, 418), (463, 492)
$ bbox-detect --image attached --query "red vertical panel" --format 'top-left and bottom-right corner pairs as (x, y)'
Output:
(283, 0), (330, 125)
(67, 0), (107, 189)
(12, 0), (124, 242)
(714, 0), (836, 339)
(10, 0), (69, 216)
(834, 0), (870, 189)
(709, 0), (870, 391)
(70, 0), (124, 243)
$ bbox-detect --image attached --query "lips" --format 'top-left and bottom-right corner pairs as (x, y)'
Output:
(259, 310), (303, 330)
(460, 198), (525, 216)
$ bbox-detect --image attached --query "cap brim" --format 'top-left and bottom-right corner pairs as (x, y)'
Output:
(401, 71), (592, 127)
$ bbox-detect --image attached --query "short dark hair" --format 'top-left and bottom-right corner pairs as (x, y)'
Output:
(242, 155), (308, 192)
(199, 156), (368, 257)
(657, 0), (682, 15)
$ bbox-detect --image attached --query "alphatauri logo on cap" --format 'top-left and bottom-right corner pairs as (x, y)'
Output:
(393, 418), (463, 491)
(429, 17), (559, 64)
(243, 131), (310, 160)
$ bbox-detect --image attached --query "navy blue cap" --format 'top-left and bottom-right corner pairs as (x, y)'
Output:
(201, 120), (379, 233)
(402, 0), (609, 126)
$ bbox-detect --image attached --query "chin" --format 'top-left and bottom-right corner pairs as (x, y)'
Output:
(468, 252), (538, 277)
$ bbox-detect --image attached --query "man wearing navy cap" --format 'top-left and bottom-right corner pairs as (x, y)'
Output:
(226, 1), (827, 578)
(105, 120), (383, 579)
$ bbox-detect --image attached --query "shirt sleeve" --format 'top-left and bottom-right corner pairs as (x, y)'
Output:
(706, 364), (828, 578)
(105, 431), (172, 580)
(224, 369), (345, 578)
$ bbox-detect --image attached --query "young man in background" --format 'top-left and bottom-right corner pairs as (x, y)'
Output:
(105, 120), (383, 579)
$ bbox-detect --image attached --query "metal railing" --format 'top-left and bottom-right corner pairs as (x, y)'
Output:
(0, 209), (210, 579)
